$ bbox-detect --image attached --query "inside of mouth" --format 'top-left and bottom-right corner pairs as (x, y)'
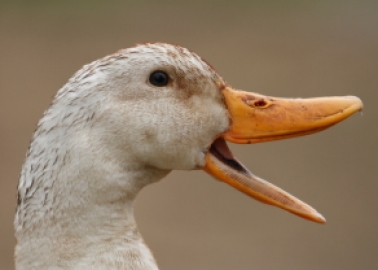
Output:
(209, 138), (249, 175)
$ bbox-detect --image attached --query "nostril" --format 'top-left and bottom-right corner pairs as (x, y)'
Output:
(244, 96), (272, 108)
(254, 99), (267, 107)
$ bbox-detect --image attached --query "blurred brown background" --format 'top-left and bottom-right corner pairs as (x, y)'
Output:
(1, 1), (377, 269)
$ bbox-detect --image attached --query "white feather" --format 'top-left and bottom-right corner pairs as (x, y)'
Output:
(15, 43), (230, 269)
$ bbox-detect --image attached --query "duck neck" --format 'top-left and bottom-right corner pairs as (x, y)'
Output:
(15, 129), (170, 269)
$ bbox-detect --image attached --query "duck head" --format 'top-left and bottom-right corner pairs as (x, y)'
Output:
(86, 43), (361, 223)
(17, 43), (363, 236)
(15, 42), (363, 268)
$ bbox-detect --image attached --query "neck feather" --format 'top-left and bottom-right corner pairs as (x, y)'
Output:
(15, 111), (169, 269)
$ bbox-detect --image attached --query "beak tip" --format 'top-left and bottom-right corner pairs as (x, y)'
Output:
(346, 95), (363, 112)
(313, 212), (326, 224)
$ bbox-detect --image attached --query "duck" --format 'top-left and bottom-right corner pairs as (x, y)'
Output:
(14, 42), (363, 269)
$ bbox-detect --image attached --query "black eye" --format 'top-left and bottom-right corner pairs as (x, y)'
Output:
(149, 71), (170, 87)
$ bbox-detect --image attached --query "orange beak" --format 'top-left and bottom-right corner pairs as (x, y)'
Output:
(202, 86), (363, 223)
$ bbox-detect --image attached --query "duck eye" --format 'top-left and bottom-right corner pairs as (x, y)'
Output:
(149, 71), (170, 87)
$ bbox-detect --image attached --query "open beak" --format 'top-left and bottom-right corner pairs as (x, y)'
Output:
(202, 86), (363, 223)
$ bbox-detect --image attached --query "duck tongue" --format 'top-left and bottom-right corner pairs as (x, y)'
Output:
(201, 87), (363, 223)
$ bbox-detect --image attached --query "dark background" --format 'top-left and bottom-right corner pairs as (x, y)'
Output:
(1, 1), (377, 269)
